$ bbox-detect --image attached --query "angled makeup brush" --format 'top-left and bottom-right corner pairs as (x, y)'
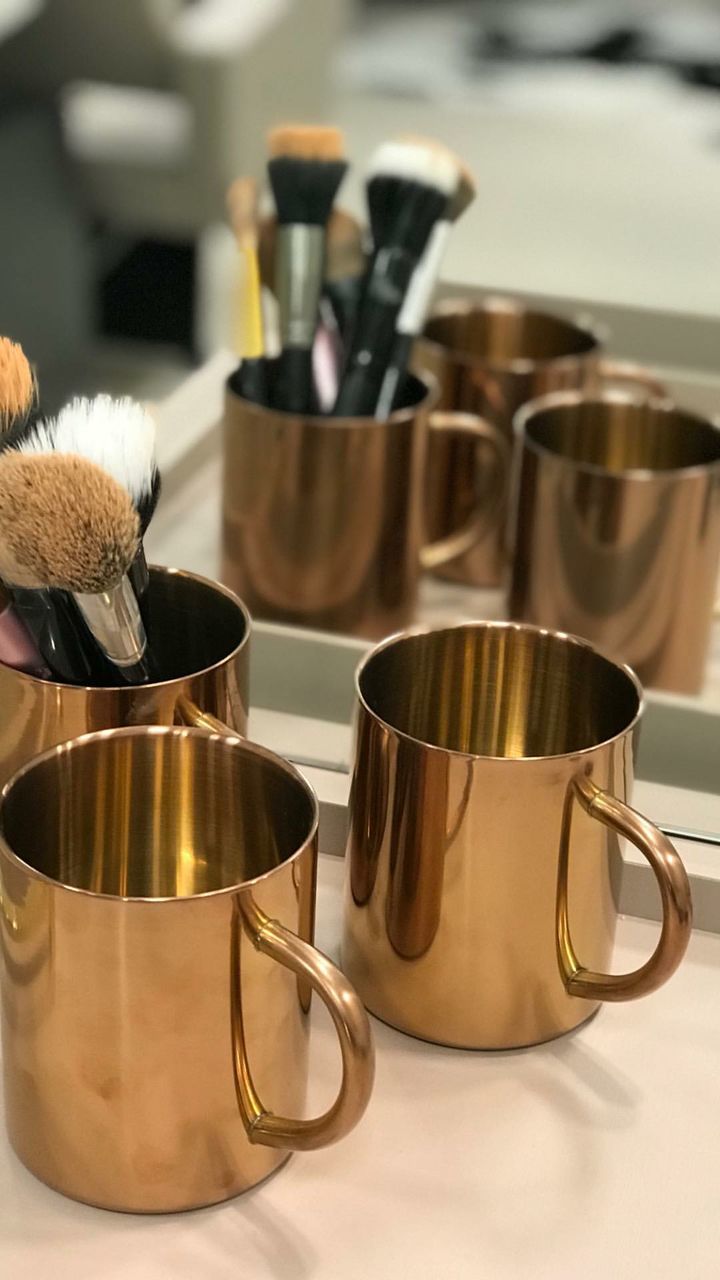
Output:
(333, 138), (459, 418)
(19, 394), (160, 609)
(267, 124), (347, 413)
(377, 153), (476, 416)
(322, 209), (366, 343)
(0, 452), (151, 685)
(226, 176), (268, 405)
(0, 337), (37, 444)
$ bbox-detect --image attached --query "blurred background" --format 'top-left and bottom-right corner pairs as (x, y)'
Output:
(1, 0), (719, 410)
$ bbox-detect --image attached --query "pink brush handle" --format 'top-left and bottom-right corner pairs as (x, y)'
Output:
(0, 603), (50, 676)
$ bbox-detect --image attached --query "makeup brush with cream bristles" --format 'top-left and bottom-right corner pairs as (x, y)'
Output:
(267, 124), (348, 413)
(322, 209), (366, 343)
(226, 176), (268, 405)
(376, 152), (476, 416)
(0, 452), (151, 685)
(333, 138), (459, 418)
(0, 336), (37, 444)
(17, 394), (160, 611)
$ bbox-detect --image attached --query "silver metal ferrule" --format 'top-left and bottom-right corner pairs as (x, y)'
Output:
(277, 224), (325, 348)
(73, 575), (147, 669)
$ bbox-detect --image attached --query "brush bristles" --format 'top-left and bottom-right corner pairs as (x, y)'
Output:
(448, 164), (476, 222)
(0, 338), (36, 431)
(367, 140), (458, 197)
(326, 209), (366, 281)
(227, 177), (259, 251)
(268, 125), (344, 162)
(0, 452), (139, 593)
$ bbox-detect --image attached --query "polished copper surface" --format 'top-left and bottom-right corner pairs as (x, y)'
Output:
(509, 391), (720, 693)
(0, 726), (374, 1212)
(222, 374), (507, 639)
(418, 296), (662, 587)
(342, 622), (692, 1049)
(0, 566), (250, 791)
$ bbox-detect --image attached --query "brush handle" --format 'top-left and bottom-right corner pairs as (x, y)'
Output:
(273, 346), (320, 415)
(238, 357), (269, 407)
(333, 246), (416, 417)
(74, 577), (152, 686)
(0, 601), (50, 676)
(9, 588), (112, 685)
(375, 333), (415, 419)
(323, 277), (363, 343)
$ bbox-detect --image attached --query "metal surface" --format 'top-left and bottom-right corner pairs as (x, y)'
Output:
(222, 374), (504, 639)
(0, 566), (250, 791)
(0, 726), (374, 1212)
(342, 621), (692, 1049)
(418, 296), (663, 588)
(509, 391), (720, 694)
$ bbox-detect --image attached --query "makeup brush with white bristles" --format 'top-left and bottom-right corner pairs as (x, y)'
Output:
(17, 393), (160, 609)
(333, 138), (459, 417)
(0, 452), (151, 685)
(267, 124), (348, 414)
(376, 150), (476, 416)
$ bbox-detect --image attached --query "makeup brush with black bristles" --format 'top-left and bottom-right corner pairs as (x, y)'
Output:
(267, 124), (347, 414)
(376, 152), (476, 416)
(333, 139), (459, 418)
(19, 394), (160, 612)
(0, 336), (37, 445)
(226, 176), (269, 405)
(0, 452), (151, 685)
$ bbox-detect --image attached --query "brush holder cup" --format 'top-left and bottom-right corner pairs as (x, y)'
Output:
(0, 566), (250, 791)
(417, 297), (665, 589)
(222, 369), (509, 639)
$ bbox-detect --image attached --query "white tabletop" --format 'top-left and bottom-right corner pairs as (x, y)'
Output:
(1, 853), (718, 1279)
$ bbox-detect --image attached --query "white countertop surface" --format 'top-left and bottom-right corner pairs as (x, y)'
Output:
(2, 853), (718, 1279)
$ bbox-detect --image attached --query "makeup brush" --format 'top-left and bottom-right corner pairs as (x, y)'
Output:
(0, 452), (151, 685)
(333, 139), (459, 418)
(322, 209), (366, 343)
(19, 394), (160, 609)
(377, 154), (476, 416)
(226, 176), (268, 405)
(0, 337), (36, 444)
(267, 124), (348, 413)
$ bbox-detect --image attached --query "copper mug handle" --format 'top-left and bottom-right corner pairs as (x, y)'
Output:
(558, 775), (693, 1001)
(589, 357), (667, 398)
(175, 695), (375, 1150)
(420, 411), (511, 571)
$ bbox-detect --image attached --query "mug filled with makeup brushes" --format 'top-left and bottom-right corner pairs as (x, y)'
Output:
(417, 296), (665, 588)
(342, 621), (692, 1050)
(0, 725), (374, 1212)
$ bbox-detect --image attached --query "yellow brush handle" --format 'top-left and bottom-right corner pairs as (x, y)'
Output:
(232, 245), (265, 361)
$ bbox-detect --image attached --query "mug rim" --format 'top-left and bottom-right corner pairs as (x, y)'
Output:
(421, 295), (602, 375)
(0, 724), (319, 902)
(0, 565), (252, 694)
(515, 388), (720, 479)
(355, 619), (644, 763)
(225, 369), (439, 427)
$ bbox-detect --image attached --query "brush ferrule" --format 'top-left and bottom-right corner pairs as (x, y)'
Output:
(277, 225), (325, 348)
(74, 576), (147, 670)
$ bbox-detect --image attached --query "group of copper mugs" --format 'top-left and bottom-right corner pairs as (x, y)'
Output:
(222, 295), (720, 695)
(0, 565), (692, 1214)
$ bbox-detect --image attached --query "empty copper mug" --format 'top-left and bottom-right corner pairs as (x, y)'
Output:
(418, 296), (663, 587)
(509, 390), (720, 693)
(0, 566), (250, 791)
(222, 370), (509, 639)
(342, 622), (692, 1049)
(0, 725), (374, 1212)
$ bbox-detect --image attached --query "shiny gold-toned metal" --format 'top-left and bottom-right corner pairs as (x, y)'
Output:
(0, 726), (374, 1212)
(342, 621), (692, 1050)
(509, 390), (720, 693)
(418, 296), (664, 587)
(222, 374), (507, 639)
(0, 566), (250, 791)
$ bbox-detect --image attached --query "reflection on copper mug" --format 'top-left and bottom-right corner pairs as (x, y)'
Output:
(0, 566), (250, 791)
(0, 725), (374, 1212)
(509, 390), (720, 694)
(418, 296), (663, 587)
(222, 370), (508, 639)
(342, 622), (692, 1049)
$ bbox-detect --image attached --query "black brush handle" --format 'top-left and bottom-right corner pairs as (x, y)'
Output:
(323, 278), (363, 344)
(333, 248), (415, 417)
(377, 332), (415, 417)
(235, 357), (269, 407)
(10, 588), (113, 685)
(273, 346), (319, 415)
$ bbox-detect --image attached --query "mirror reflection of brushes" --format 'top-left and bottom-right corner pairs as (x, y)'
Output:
(0, 452), (151, 685)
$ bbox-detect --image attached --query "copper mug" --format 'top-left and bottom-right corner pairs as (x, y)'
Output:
(418, 296), (663, 587)
(222, 371), (509, 639)
(0, 565), (250, 791)
(509, 390), (720, 694)
(342, 621), (692, 1050)
(0, 725), (374, 1212)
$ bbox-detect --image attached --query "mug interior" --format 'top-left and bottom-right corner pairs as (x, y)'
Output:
(0, 729), (315, 896)
(359, 624), (640, 758)
(144, 568), (247, 680)
(425, 304), (596, 363)
(523, 398), (720, 473)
